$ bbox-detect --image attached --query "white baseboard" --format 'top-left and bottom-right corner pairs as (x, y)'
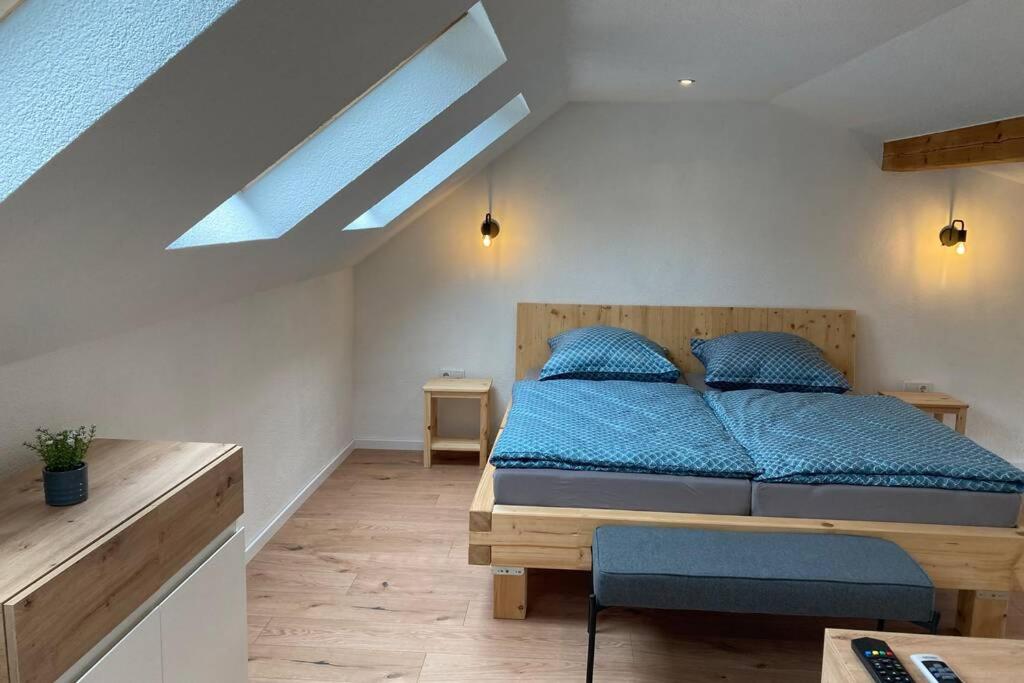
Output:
(244, 440), (355, 562)
(354, 438), (423, 451)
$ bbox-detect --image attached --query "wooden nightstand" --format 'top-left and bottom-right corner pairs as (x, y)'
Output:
(878, 391), (969, 434)
(423, 377), (492, 468)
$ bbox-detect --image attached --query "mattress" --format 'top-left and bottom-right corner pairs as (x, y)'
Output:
(509, 369), (1023, 525)
(493, 467), (752, 515)
(752, 482), (1022, 528)
(493, 468), (1021, 527)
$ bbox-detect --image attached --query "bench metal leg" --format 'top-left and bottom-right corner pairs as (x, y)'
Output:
(586, 593), (602, 683)
(912, 610), (941, 635)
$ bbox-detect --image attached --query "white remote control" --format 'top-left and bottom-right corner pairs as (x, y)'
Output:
(910, 654), (963, 682)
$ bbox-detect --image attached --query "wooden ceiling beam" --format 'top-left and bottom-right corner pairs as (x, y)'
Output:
(882, 115), (1024, 171)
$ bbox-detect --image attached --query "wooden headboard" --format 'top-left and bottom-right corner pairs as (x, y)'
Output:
(515, 303), (857, 386)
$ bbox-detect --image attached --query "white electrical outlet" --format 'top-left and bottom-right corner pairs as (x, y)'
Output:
(440, 368), (465, 379)
(903, 381), (934, 393)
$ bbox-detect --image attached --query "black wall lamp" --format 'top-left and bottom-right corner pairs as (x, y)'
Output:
(481, 212), (500, 247)
(939, 219), (967, 255)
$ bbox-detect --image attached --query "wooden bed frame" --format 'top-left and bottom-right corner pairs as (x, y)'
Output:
(468, 303), (1024, 637)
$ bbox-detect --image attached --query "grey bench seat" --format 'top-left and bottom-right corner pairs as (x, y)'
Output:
(593, 526), (934, 619)
(586, 526), (937, 682)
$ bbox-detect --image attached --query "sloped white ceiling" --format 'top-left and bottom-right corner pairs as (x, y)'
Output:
(773, 0), (1024, 140)
(566, 0), (1024, 144)
(567, 0), (968, 102)
(0, 0), (568, 365)
(0, 0), (236, 203)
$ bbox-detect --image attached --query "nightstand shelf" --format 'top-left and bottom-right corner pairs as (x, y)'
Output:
(423, 377), (492, 468)
(879, 390), (969, 434)
(429, 437), (481, 452)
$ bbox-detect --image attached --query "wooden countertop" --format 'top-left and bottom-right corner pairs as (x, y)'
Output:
(822, 628), (1024, 682)
(0, 438), (242, 683)
(0, 439), (236, 603)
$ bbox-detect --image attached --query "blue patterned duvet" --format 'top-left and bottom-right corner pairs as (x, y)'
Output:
(704, 389), (1024, 493)
(491, 380), (758, 478)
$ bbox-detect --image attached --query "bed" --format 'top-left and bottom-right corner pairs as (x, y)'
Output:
(493, 375), (1022, 526)
(468, 303), (1024, 636)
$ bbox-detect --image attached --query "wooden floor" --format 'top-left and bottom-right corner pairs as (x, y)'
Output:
(247, 450), (1024, 682)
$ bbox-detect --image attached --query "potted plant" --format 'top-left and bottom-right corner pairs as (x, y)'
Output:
(24, 425), (96, 506)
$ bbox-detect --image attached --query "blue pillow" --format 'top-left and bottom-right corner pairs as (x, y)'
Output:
(540, 326), (680, 383)
(690, 332), (850, 393)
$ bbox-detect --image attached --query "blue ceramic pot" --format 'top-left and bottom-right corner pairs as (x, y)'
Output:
(43, 462), (89, 506)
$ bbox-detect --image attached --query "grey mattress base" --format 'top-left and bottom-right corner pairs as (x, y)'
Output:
(493, 468), (1022, 527)
(493, 468), (752, 515)
(752, 481), (1022, 528)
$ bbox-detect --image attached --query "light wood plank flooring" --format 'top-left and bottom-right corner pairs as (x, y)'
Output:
(248, 450), (1024, 682)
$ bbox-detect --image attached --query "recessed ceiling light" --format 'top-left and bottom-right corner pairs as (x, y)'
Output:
(678, 78), (696, 87)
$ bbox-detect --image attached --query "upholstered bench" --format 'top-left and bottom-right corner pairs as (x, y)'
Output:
(586, 526), (939, 682)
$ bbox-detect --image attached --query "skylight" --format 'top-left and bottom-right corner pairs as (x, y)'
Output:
(345, 94), (529, 231)
(168, 2), (506, 249)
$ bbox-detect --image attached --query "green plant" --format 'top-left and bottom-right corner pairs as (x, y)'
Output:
(24, 425), (96, 472)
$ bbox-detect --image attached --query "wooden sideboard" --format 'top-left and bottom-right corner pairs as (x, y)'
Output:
(0, 439), (244, 683)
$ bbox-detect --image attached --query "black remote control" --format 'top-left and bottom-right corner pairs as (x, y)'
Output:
(850, 637), (913, 683)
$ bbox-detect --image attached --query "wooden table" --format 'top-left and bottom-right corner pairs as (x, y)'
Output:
(423, 377), (492, 468)
(821, 628), (1024, 682)
(879, 391), (969, 434)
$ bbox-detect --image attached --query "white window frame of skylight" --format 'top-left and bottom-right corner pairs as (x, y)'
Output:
(167, 2), (506, 250)
(345, 94), (528, 231)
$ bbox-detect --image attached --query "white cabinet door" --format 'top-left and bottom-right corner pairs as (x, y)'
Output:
(159, 529), (247, 683)
(77, 607), (162, 683)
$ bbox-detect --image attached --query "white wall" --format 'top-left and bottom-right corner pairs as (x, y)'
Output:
(354, 101), (1024, 467)
(0, 268), (356, 548)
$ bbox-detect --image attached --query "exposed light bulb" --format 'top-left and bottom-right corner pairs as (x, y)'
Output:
(955, 241), (966, 255)
(480, 212), (499, 246)
(678, 78), (696, 87)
